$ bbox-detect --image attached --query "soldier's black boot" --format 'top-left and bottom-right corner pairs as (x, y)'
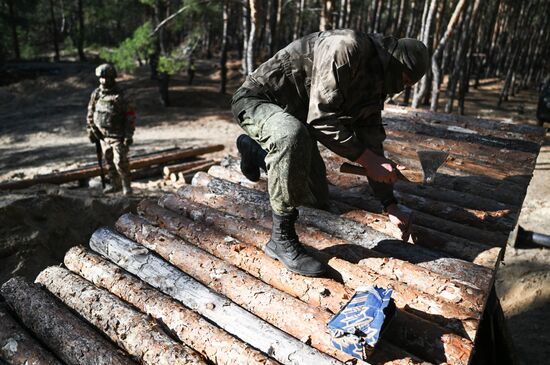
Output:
(236, 134), (267, 182)
(264, 210), (326, 277)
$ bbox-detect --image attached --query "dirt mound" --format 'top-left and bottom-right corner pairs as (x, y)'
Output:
(0, 185), (144, 285)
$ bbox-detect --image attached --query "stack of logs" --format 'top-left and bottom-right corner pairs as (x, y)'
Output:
(0, 107), (544, 365)
(0, 144), (224, 190)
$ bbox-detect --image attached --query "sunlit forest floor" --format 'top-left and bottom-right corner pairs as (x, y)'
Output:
(0, 58), (548, 364)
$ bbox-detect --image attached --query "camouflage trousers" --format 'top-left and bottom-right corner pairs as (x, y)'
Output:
(100, 137), (130, 188)
(232, 86), (392, 214)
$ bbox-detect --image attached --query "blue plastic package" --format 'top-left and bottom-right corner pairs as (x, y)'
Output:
(327, 286), (395, 361)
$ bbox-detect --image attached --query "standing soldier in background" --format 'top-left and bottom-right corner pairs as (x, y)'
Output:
(87, 63), (135, 195)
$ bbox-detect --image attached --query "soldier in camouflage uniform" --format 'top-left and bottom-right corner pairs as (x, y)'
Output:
(87, 63), (136, 195)
(232, 30), (429, 277)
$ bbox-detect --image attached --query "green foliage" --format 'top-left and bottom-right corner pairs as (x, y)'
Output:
(100, 22), (155, 72)
(157, 55), (187, 75)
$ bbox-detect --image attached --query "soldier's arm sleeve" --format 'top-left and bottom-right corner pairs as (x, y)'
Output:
(355, 110), (397, 209)
(86, 89), (98, 134)
(306, 38), (365, 161)
(120, 94), (136, 139)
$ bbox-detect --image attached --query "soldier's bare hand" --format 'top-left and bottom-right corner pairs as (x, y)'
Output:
(355, 148), (398, 184)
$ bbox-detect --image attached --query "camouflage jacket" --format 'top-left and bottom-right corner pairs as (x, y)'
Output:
(86, 85), (135, 139)
(243, 29), (391, 161)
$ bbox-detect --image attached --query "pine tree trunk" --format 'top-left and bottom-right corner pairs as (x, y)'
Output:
(7, 0), (20, 60)
(48, 0), (60, 61)
(241, 0), (250, 75)
(430, 0), (467, 111)
(220, 0), (229, 93)
(75, 0), (85, 61)
(320, 0), (333, 31)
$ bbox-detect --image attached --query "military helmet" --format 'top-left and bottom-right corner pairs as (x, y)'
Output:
(95, 63), (117, 79)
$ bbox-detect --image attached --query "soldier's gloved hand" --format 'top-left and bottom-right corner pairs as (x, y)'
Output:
(88, 131), (98, 144)
(124, 138), (133, 146)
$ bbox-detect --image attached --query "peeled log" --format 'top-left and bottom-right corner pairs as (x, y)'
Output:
(1, 277), (136, 365)
(89, 227), (343, 365)
(64, 246), (278, 365)
(187, 173), (493, 291)
(156, 196), (480, 339)
(0, 303), (62, 365)
(163, 159), (212, 177)
(131, 204), (475, 362)
(0, 144), (224, 191)
(36, 266), (206, 365)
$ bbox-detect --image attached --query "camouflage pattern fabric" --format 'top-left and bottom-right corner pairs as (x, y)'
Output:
(100, 137), (130, 189)
(87, 84), (135, 188)
(232, 29), (395, 213)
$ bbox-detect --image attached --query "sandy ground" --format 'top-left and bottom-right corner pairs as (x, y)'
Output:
(0, 61), (548, 364)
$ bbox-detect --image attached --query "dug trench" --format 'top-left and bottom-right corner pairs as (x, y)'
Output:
(0, 185), (145, 285)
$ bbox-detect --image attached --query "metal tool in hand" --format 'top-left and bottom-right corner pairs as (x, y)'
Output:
(340, 150), (449, 185)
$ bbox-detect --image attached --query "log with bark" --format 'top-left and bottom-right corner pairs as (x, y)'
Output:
(120, 210), (471, 364)
(207, 165), (503, 265)
(155, 196), (482, 339)
(0, 144), (224, 190)
(186, 173), (494, 290)
(0, 303), (62, 365)
(1, 277), (136, 365)
(382, 106), (545, 144)
(163, 159), (213, 179)
(35, 266), (207, 365)
(63, 245), (279, 365)
(112, 215), (351, 362)
(88, 227), (343, 365)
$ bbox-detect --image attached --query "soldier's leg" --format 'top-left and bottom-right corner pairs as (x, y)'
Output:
(100, 139), (121, 192)
(232, 90), (325, 276)
(307, 141), (330, 210)
(111, 140), (132, 195)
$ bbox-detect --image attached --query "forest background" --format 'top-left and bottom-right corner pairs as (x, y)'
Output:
(2, 0), (549, 113)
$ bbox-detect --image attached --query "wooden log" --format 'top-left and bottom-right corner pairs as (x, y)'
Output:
(0, 144), (224, 190)
(0, 277), (136, 365)
(382, 106), (545, 146)
(187, 173), (494, 290)
(112, 216), (349, 362)
(384, 137), (528, 181)
(207, 165), (502, 265)
(0, 303), (62, 365)
(208, 165), (269, 191)
(341, 210), (502, 269)
(120, 210), (351, 313)
(163, 159), (212, 179)
(157, 196), (481, 339)
(394, 190), (516, 233)
(382, 115), (540, 153)
(36, 266), (206, 365)
(121, 209), (467, 364)
(88, 227), (343, 365)
(64, 246), (279, 365)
